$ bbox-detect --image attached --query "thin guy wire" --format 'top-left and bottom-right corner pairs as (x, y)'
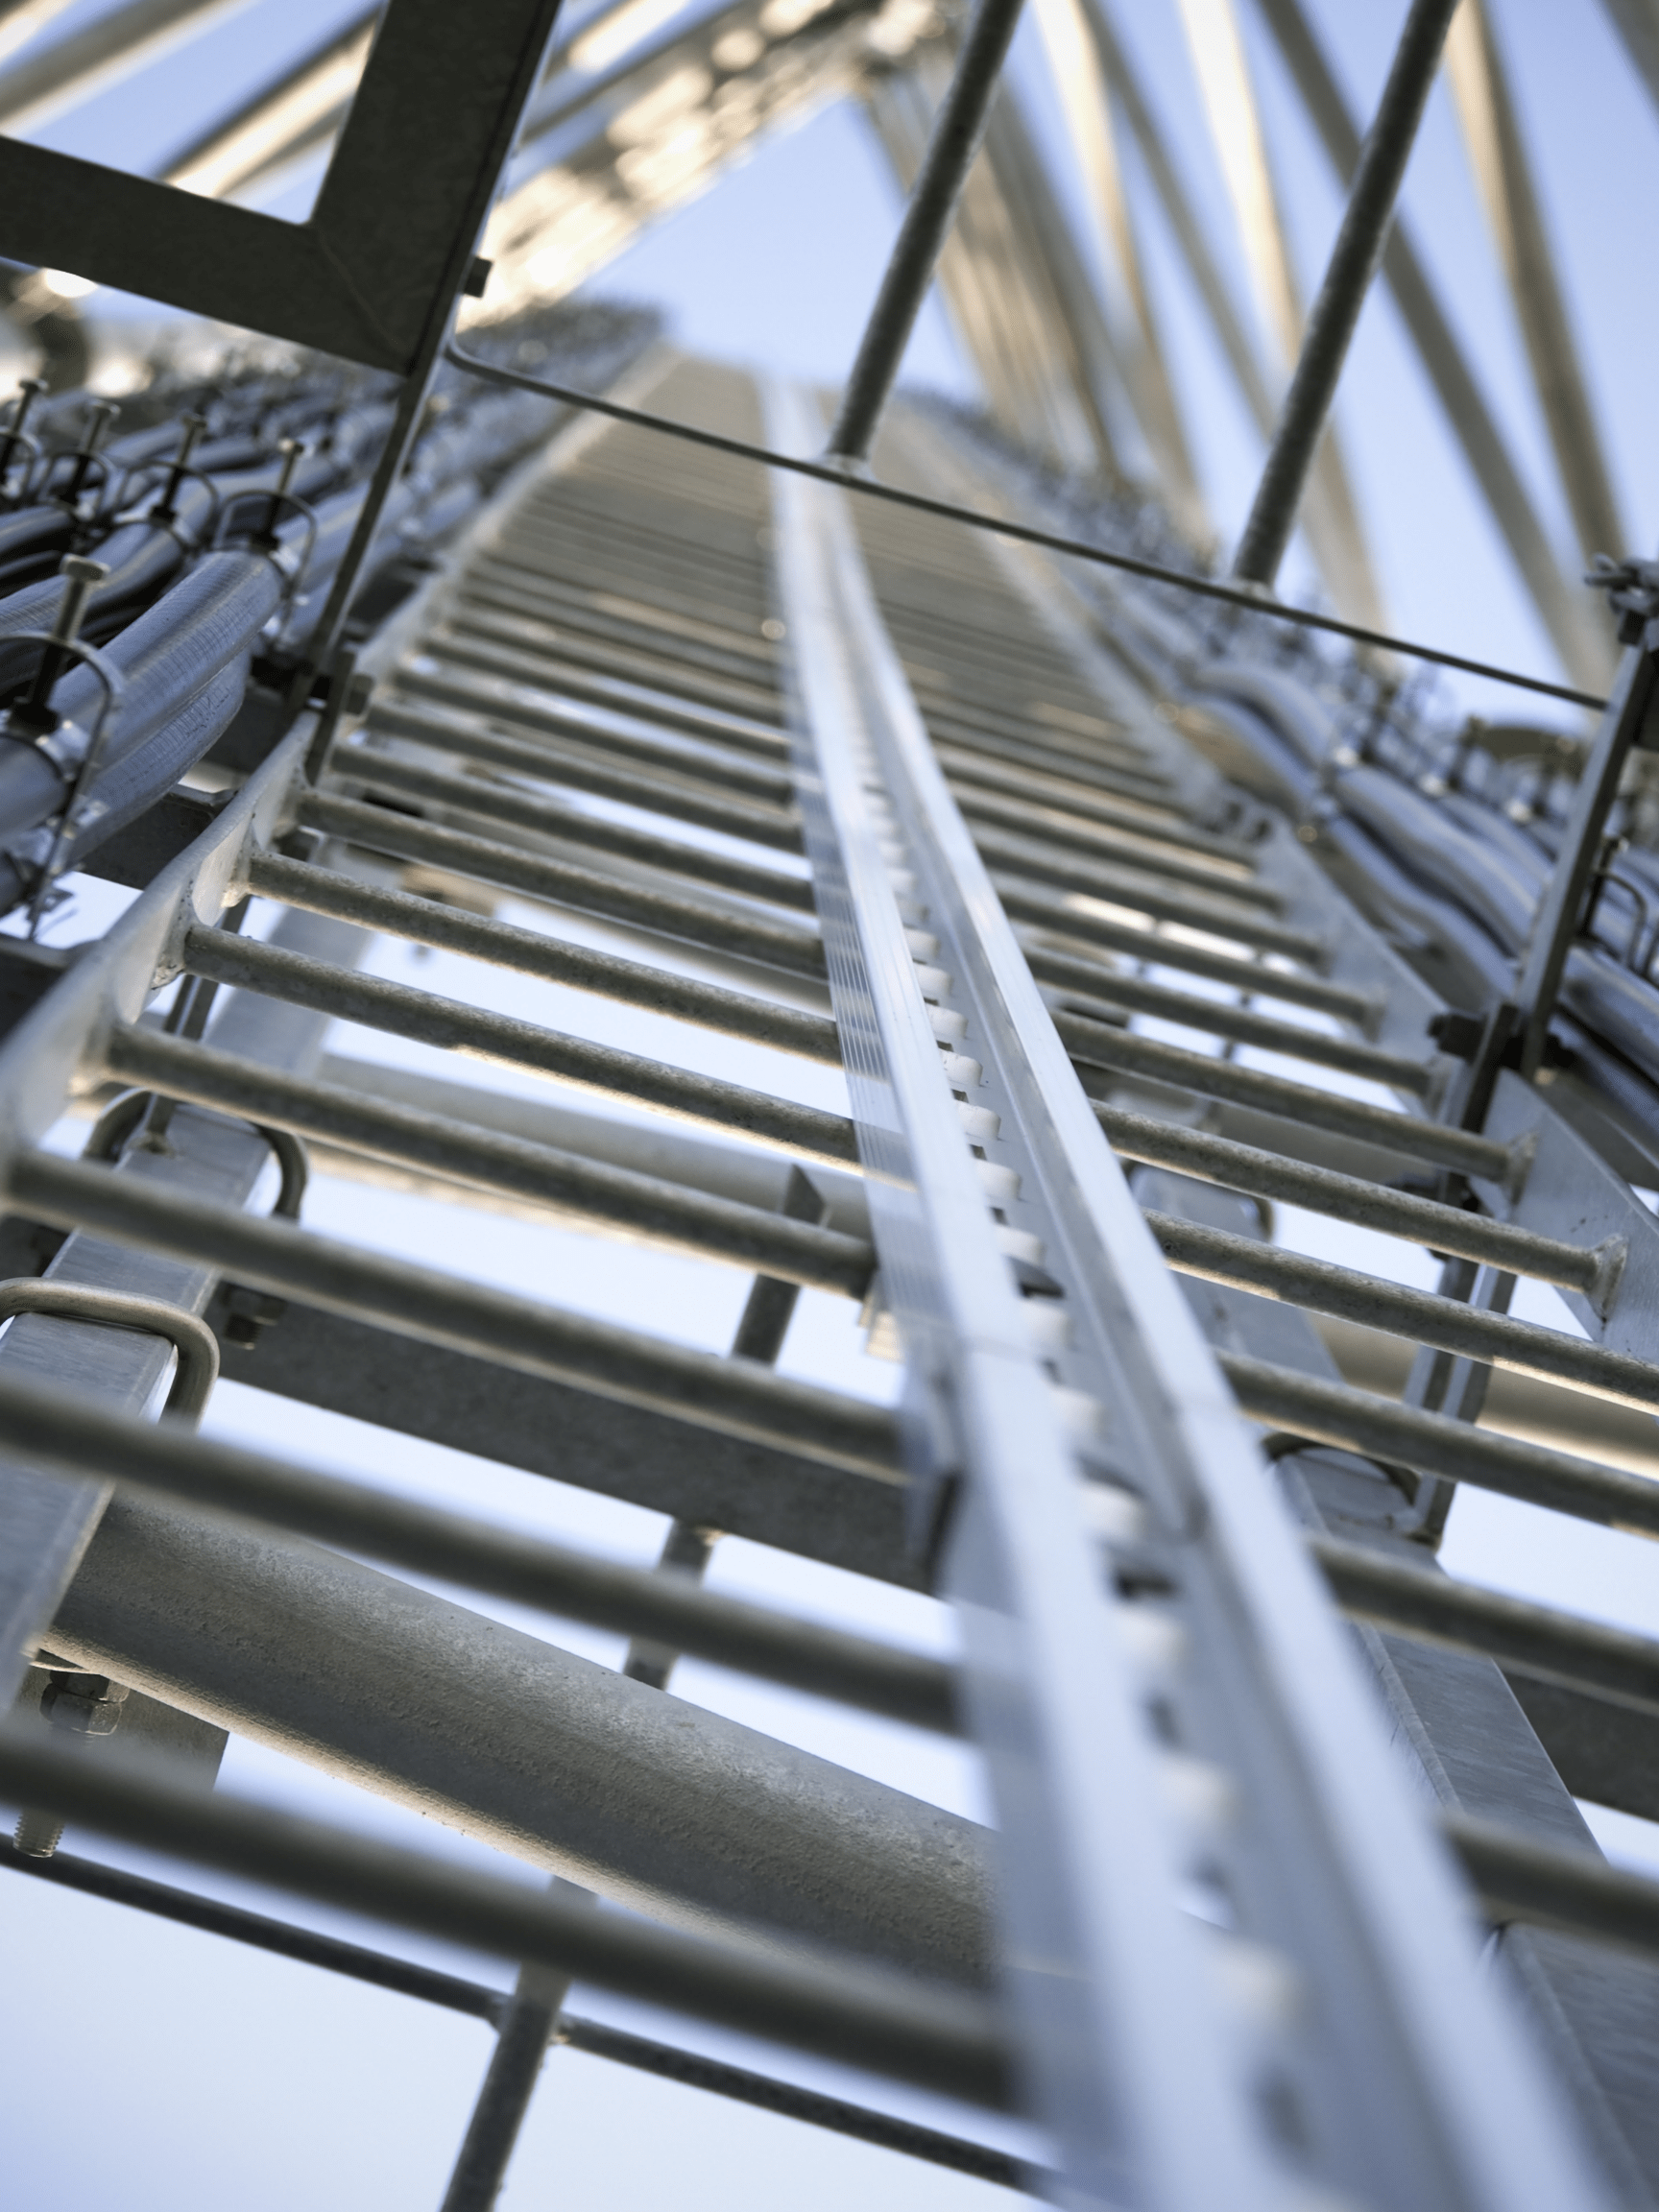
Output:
(445, 343), (1607, 710)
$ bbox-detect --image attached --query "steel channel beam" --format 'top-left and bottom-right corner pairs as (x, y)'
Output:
(288, 793), (826, 977)
(175, 931), (858, 1165)
(104, 1027), (870, 1291)
(248, 851), (835, 1048)
(0, 1730), (1002, 2094)
(787, 379), (1614, 2207)
(771, 383), (1290, 2207)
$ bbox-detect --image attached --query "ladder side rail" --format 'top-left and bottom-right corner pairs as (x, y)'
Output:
(797, 390), (1618, 2210)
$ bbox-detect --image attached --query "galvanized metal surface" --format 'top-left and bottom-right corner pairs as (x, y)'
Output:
(5, 331), (1659, 2210)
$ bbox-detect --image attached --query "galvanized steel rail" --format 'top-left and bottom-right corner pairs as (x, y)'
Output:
(4, 356), (1659, 2209)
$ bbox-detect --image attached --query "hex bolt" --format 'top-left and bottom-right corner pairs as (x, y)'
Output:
(12, 1673), (127, 1861)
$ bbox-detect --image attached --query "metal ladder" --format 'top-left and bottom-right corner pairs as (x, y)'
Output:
(4, 355), (1659, 2208)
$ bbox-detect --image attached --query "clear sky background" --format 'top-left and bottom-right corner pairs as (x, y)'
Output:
(2, 3), (1659, 2207)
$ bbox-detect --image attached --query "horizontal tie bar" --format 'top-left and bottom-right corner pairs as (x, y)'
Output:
(180, 930), (857, 1165)
(328, 746), (817, 911)
(1310, 1532), (1659, 1717)
(9, 1152), (896, 1478)
(1100, 1107), (1607, 1294)
(105, 1027), (874, 1295)
(0, 1372), (938, 1724)
(1148, 1214), (1659, 1411)
(252, 845), (835, 1024)
(0, 1735), (1007, 2105)
(366, 697), (804, 852)
(1052, 986), (1433, 1095)
(1069, 1025), (1507, 1180)
(1218, 1354), (1659, 1535)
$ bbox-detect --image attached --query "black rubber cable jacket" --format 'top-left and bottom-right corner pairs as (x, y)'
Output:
(0, 660), (249, 916)
(0, 503), (75, 591)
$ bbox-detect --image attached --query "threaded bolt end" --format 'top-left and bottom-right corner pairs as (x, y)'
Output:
(12, 1809), (64, 1860)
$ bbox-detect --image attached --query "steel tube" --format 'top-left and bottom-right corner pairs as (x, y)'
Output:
(962, 798), (1279, 911)
(106, 1029), (873, 1291)
(1218, 1353), (1659, 1536)
(177, 932), (858, 1165)
(1066, 1021), (1509, 1179)
(458, 568), (781, 688)
(291, 793), (826, 978)
(440, 1953), (570, 2212)
(1148, 1210), (1659, 1413)
(1018, 920), (1377, 1025)
(1, 1842), (504, 2019)
(1097, 1106), (1602, 1290)
(1051, 982), (1433, 1094)
(9, 1154), (898, 1477)
(399, 654), (791, 783)
(1233, 0), (1460, 588)
(1252, 0), (1610, 691)
(936, 721), (1180, 807)
(827, 0), (1028, 462)
(1310, 1533), (1659, 1717)
(949, 774), (1254, 874)
(445, 605), (782, 727)
(1446, 1813), (1659, 1964)
(365, 698), (804, 851)
(0, 1849), (1025, 2181)
(974, 826), (1310, 951)
(249, 851), (836, 1046)
(940, 744), (1236, 854)
(0, 1733), (1003, 2092)
(331, 747), (816, 911)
